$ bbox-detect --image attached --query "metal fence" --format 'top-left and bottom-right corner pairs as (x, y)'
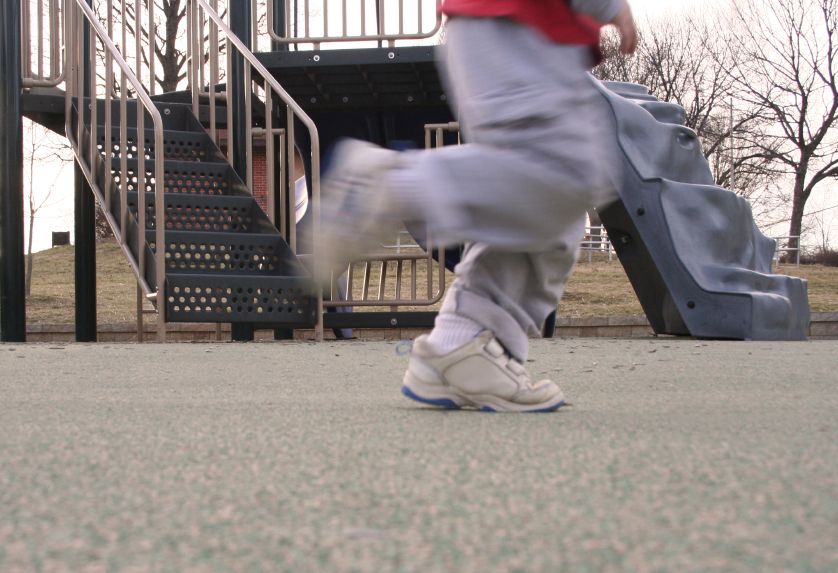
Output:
(580, 225), (614, 262)
(773, 236), (801, 266)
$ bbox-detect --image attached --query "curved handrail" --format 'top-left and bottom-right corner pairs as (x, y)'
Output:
(65, 0), (167, 341)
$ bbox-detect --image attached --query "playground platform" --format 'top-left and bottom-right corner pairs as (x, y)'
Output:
(1, 339), (836, 572)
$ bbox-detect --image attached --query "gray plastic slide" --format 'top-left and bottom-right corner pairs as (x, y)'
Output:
(596, 81), (810, 340)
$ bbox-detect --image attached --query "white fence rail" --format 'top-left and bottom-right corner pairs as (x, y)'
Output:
(580, 225), (614, 262)
(773, 236), (801, 266)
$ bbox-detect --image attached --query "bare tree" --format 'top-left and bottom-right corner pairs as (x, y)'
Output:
(809, 208), (835, 253)
(23, 121), (73, 297)
(595, 28), (655, 87)
(595, 14), (783, 215)
(97, 0), (225, 95)
(724, 0), (838, 252)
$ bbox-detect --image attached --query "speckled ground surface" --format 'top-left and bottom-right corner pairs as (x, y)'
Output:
(1, 339), (836, 573)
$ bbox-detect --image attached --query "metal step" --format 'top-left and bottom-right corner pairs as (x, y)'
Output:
(147, 230), (305, 277)
(91, 99), (206, 132)
(165, 273), (317, 325)
(127, 192), (275, 234)
(107, 158), (249, 197)
(96, 125), (226, 163)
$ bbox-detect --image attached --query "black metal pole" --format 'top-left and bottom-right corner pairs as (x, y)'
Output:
(75, 163), (97, 341)
(75, 0), (97, 342)
(272, 0), (287, 52)
(0, 0), (27, 342)
(230, 0), (254, 341)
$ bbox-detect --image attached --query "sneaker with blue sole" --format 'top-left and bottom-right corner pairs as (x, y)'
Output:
(402, 332), (566, 413)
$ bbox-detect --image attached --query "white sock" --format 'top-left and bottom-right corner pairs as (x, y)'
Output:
(425, 314), (484, 355)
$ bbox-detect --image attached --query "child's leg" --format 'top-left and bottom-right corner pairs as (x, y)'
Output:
(387, 17), (618, 251)
(431, 218), (586, 363)
(391, 19), (616, 360)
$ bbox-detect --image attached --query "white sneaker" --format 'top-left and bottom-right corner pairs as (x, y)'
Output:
(402, 332), (566, 413)
(316, 139), (402, 277)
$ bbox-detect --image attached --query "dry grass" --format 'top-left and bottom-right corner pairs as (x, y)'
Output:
(564, 257), (644, 317)
(27, 241), (144, 324)
(775, 263), (838, 313)
(25, 240), (838, 325)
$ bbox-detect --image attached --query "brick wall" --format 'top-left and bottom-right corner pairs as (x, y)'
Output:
(251, 148), (268, 211)
(219, 135), (269, 212)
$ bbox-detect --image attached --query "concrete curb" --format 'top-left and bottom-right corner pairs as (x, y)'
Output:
(22, 312), (838, 342)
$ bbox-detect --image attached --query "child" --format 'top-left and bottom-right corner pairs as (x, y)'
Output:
(320, 0), (638, 412)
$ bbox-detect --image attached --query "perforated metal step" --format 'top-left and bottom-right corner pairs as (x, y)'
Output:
(166, 274), (317, 324)
(147, 230), (304, 276)
(97, 126), (226, 163)
(85, 100), (317, 329)
(109, 158), (249, 197)
(127, 192), (275, 234)
(91, 99), (206, 132)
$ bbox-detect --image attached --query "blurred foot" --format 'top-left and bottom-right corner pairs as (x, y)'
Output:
(316, 139), (402, 280)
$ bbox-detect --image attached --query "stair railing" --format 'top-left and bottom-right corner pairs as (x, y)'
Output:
(22, 0), (64, 87)
(189, 0), (325, 340)
(65, 0), (168, 341)
(256, 0), (443, 49)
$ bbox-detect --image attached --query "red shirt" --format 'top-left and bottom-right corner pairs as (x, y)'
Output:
(441, 0), (602, 47)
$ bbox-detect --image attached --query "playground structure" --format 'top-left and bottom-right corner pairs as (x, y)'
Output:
(0, 0), (810, 343)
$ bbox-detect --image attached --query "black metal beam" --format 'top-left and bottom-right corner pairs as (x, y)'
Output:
(0, 0), (26, 342)
(74, 162), (97, 342)
(21, 88), (67, 135)
(230, 0), (255, 342)
(323, 312), (437, 330)
(74, 0), (96, 342)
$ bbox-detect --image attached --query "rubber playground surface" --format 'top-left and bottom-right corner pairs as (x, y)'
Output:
(1, 338), (836, 572)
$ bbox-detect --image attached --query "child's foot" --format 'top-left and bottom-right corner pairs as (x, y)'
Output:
(402, 332), (565, 413)
(316, 139), (402, 278)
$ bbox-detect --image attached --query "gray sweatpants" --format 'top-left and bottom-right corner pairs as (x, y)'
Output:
(389, 18), (621, 361)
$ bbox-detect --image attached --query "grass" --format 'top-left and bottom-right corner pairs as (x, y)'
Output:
(24, 239), (838, 325)
(27, 241), (147, 324)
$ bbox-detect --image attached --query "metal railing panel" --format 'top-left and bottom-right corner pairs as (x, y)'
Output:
(22, 0), (64, 87)
(257, 0), (443, 48)
(65, 0), (168, 341)
(323, 121), (456, 310)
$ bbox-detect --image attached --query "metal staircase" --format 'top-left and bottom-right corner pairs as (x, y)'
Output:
(53, 0), (325, 340)
(18, 0), (448, 341)
(88, 98), (317, 328)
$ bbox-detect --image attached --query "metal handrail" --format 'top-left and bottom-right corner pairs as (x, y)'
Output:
(189, 0), (324, 340)
(22, 0), (65, 87)
(258, 0), (443, 49)
(65, 0), (167, 342)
